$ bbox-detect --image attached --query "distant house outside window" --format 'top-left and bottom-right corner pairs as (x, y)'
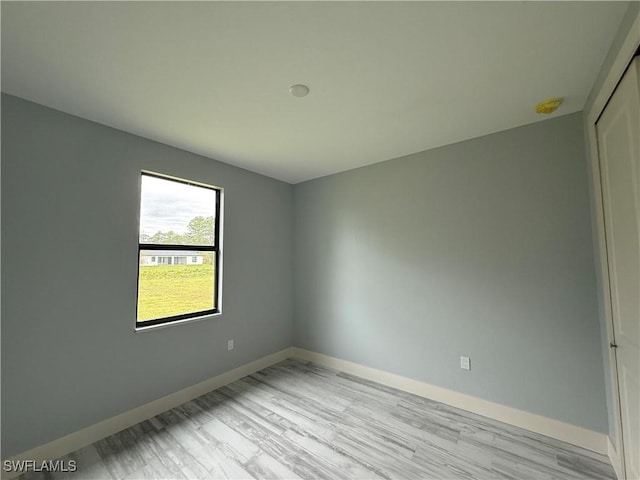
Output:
(136, 172), (222, 328)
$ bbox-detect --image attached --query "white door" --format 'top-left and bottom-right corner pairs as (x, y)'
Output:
(597, 56), (640, 480)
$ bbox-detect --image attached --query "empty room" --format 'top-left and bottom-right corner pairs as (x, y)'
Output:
(2, 1), (639, 479)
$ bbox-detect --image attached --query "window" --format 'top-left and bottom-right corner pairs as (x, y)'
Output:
(157, 256), (172, 265)
(136, 172), (222, 328)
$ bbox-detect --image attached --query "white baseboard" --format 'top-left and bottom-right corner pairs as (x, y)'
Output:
(608, 437), (624, 480)
(1, 347), (295, 480)
(292, 347), (609, 456)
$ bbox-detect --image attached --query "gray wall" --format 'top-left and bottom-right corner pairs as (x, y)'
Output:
(1, 94), (294, 457)
(582, 1), (640, 443)
(293, 112), (607, 433)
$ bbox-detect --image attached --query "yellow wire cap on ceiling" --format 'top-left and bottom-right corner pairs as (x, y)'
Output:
(536, 97), (564, 115)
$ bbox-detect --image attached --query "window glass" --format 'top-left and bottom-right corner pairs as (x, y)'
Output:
(140, 175), (216, 246)
(136, 173), (221, 328)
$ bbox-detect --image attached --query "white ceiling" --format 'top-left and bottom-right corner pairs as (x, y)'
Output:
(1, 1), (630, 183)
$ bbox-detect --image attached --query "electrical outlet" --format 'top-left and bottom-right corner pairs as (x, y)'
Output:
(460, 356), (470, 370)
(228, 339), (234, 351)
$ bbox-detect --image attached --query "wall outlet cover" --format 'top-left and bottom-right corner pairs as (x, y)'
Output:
(460, 356), (471, 370)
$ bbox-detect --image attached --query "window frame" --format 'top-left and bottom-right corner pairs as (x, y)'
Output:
(136, 171), (222, 329)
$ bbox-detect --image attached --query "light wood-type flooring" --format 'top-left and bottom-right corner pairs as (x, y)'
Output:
(20, 359), (615, 479)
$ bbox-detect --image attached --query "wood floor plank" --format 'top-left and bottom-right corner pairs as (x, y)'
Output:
(18, 359), (615, 479)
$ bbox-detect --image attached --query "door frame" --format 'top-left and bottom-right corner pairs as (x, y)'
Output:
(585, 10), (640, 480)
